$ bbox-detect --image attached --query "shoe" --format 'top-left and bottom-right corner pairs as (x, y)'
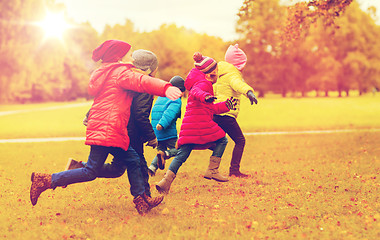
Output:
(65, 158), (84, 171)
(229, 171), (250, 178)
(30, 172), (52, 206)
(204, 156), (228, 182)
(148, 165), (157, 176)
(157, 151), (168, 170)
(133, 195), (150, 215)
(156, 170), (176, 194)
(133, 193), (164, 215)
(142, 193), (164, 210)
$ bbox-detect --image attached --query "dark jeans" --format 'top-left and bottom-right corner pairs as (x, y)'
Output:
(213, 115), (246, 173)
(51, 145), (145, 197)
(130, 141), (151, 196)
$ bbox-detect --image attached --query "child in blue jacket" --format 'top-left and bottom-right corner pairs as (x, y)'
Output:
(148, 76), (185, 176)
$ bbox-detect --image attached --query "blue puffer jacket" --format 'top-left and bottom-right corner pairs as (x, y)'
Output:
(151, 96), (182, 141)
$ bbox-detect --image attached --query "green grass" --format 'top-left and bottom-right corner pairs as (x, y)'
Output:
(0, 95), (380, 239)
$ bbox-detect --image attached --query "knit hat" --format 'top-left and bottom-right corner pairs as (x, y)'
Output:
(92, 40), (131, 63)
(224, 44), (247, 71)
(193, 52), (217, 74)
(169, 76), (185, 92)
(132, 49), (158, 74)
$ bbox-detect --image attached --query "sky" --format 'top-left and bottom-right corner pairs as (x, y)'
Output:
(56, 0), (379, 41)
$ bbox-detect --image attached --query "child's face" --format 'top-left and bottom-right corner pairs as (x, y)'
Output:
(206, 67), (218, 84)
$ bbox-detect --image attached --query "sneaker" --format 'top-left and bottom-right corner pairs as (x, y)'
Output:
(65, 158), (84, 171)
(157, 151), (168, 170)
(148, 165), (157, 176)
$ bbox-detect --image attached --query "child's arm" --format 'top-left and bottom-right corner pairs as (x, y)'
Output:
(118, 68), (181, 100)
(158, 99), (182, 129)
(228, 72), (255, 97)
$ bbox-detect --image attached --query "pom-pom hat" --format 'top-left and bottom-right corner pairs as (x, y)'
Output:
(193, 52), (217, 74)
(92, 40), (131, 63)
(225, 44), (247, 71)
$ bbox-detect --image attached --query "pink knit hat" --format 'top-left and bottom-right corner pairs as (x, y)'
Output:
(193, 52), (217, 74)
(224, 44), (247, 71)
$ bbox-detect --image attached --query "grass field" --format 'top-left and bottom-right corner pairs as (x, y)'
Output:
(0, 95), (379, 239)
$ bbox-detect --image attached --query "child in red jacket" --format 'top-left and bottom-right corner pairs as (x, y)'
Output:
(29, 40), (182, 215)
(156, 52), (237, 195)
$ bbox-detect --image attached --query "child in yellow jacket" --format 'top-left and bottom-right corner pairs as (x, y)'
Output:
(213, 44), (258, 178)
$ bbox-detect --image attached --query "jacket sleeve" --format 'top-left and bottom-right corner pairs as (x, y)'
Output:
(158, 99), (182, 129)
(118, 68), (171, 97)
(229, 72), (254, 96)
(131, 93), (156, 143)
(189, 82), (209, 103)
(212, 101), (230, 115)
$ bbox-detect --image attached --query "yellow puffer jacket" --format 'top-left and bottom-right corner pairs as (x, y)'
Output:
(214, 61), (254, 118)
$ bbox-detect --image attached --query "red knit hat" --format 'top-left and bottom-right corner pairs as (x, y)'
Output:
(193, 52), (217, 74)
(92, 40), (131, 63)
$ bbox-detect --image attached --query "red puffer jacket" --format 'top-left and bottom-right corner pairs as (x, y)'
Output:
(177, 68), (229, 148)
(85, 62), (170, 151)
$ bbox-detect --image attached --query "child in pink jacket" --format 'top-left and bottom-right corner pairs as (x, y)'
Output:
(156, 52), (237, 195)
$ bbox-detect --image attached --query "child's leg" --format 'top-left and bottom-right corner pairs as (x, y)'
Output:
(166, 137), (179, 158)
(211, 136), (228, 158)
(168, 144), (193, 174)
(111, 146), (145, 197)
(150, 141), (167, 169)
(51, 145), (109, 188)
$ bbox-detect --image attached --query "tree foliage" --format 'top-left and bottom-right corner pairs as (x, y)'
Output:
(0, 0), (379, 103)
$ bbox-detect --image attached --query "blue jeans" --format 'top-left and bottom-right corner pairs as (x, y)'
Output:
(168, 136), (228, 174)
(51, 145), (145, 197)
(150, 137), (178, 168)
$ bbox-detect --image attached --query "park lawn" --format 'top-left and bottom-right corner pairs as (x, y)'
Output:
(0, 94), (379, 139)
(0, 131), (379, 239)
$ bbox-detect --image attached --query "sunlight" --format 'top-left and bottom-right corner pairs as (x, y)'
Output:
(37, 11), (69, 40)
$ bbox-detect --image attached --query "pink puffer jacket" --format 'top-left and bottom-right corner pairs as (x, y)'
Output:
(177, 68), (229, 148)
(85, 62), (170, 151)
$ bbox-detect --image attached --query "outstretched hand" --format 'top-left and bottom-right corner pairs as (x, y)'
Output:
(247, 90), (258, 105)
(225, 97), (238, 110)
(165, 86), (182, 100)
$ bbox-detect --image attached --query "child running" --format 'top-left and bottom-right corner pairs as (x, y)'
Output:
(148, 75), (185, 176)
(29, 40), (182, 215)
(155, 52), (237, 194)
(213, 44), (258, 178)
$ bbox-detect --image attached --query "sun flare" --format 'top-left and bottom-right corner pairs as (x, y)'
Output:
(38, 11), (69, 40)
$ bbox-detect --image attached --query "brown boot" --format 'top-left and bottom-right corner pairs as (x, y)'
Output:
(156, 170), (176, 194)
(30, 172), (52, 206)
(142, 193), (164, 210)
(204, 156), (229, 182)
(133, 195), (150, 215)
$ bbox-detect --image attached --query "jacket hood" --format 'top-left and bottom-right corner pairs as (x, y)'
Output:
(185, 68), (206, 91)
(88, 62), (133, 96)
(218, 61), (240, 77)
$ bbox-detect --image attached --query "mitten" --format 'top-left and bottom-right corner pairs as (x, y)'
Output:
(225, 97), (238, 110)
(247, 90), (258, 105)
(205, 95), (217, 103)
(165, 86), (182, 100)
(146, 138), (158, 148)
